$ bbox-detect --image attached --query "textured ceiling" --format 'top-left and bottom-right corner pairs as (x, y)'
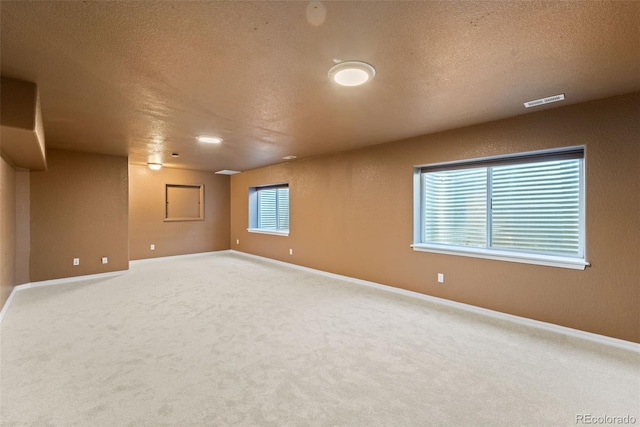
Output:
(1, 1), (639, 172)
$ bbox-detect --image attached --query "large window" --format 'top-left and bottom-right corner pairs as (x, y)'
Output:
(248, 184), (289, 235)
(413, 147), (588, 269)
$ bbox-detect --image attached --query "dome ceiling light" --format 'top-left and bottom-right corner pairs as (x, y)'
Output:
(328, 60), (376, 87)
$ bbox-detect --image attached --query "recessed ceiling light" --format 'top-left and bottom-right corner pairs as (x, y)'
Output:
(524, 94), (565, 108)
(215, 170), (241, 175)
(282, 155), (297, 160)
(148, 163), (162, 170)
(197, 135), (223, 144)
(328, 60), (376, 87)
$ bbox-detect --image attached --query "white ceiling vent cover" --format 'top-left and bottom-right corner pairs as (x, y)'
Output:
(524, 94), (565, 108)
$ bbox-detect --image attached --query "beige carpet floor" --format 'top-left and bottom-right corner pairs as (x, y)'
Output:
(1, 252), (638, 426)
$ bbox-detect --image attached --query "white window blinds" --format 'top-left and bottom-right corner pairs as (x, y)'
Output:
(257, 186), (289, 230)
(491, 160), (581, 256)
(421, 148), (584, 258)
(424, 168), (487, 247)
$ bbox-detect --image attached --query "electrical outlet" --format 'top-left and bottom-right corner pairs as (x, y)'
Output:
(437, 273), (444, 283)
(73, 258), (80, 266)
(150, 244), (155, 251)
(236, 239), (239, 245)
(289, 248), (293, 255)
(101, 257), (108, 264)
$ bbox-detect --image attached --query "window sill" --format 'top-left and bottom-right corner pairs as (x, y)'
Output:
(411, 244), (589, 270)
(247, 228), (289, 237)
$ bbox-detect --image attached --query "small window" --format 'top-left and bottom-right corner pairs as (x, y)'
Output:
(413, 147), (588, 270)
(248, 184), (289, 236)
(165, 184), (204, 221)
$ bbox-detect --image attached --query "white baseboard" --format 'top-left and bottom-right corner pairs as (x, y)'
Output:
(0, 285), (19, 324)
(1, 251), (234, 323)
(230, 250), (640, 353)
(20, 270), (129, 289)
(0, 269), (128, 323)
(3, 249), (637, 353)
(130, 250), (232, 265)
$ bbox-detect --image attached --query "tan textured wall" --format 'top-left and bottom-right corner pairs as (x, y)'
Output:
(15, 170), (30, 285)
(129, 165), (230, 260)
(0, 156), (17, 308)
(0, 77), (37, 130)
(30, 149), (129, 282)
(231, 93), (640, 343)
(0, 77), (47, 171)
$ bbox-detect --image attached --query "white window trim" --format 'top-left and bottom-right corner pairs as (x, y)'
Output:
(411, 243), (589, 270)
(248, 183), (290, 234)
(247, 228), (289, 237)
(412, 146), (589, 270)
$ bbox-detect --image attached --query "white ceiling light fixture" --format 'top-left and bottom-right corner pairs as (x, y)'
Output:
(282, 155), (297, 160)
(524, 94), (565, 108)
(148, 163), (162, 170)
(328, 60), (376, 87)
(197, 135), (223, 144)
(215, 170), (241, 175)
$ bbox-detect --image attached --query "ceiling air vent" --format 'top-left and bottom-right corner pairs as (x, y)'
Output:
(524, 94), (565, 108)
